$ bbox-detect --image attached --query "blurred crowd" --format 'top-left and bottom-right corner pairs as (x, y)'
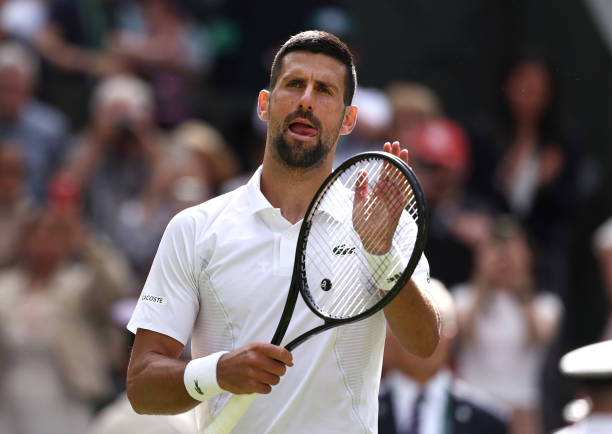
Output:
(0, 1), (610, 434)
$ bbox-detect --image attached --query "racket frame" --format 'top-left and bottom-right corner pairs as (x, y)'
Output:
(278, 151), (428, 350)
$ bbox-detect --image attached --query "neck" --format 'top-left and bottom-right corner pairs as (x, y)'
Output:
(260, 150), (333, 224)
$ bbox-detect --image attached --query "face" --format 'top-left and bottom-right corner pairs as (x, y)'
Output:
(505, 61), (552, 122)
(258, 51), (357, 169)
(482, 233), (532, 289)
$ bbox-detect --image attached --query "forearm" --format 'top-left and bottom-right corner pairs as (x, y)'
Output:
(126, 351), (197, 415)
(384, 279), (440, 357)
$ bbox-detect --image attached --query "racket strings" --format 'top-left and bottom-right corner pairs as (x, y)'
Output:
(303, 157), (420, 319)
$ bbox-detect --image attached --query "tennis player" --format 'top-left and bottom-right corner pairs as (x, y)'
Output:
(126, 30), (440, 433)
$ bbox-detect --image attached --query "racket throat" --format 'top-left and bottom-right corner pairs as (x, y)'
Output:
(284, 323), (334, 351)
(271, 281), (300, 346)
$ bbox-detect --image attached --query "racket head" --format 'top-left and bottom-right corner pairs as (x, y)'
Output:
(295, 151), (428, 326)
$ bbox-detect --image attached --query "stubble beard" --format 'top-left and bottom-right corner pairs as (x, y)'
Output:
(271, 110), (342, 169)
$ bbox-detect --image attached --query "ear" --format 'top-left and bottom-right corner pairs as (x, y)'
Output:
(257, 90), (270, 122)
(339, 105), (358, 136)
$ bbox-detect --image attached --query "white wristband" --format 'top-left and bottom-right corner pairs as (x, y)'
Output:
(362, 245), (407, 292)
(184, 351), (228, 402)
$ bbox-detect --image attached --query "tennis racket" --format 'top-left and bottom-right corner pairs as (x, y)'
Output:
(202, 151), (428, 433)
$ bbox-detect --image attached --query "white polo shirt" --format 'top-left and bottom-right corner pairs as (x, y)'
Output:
(128, 167), (430, 433)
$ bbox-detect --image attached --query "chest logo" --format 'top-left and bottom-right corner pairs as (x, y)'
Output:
(332, 243), (356, 256)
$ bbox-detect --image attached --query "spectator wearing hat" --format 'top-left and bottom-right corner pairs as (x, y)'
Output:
(554, 340), (612, 433)
(409, 116), (494, 288)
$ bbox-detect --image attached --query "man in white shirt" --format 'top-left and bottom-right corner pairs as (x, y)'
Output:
(125, 30), (440, 433)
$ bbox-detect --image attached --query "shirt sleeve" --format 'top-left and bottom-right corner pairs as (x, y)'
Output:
(127, 209), (201, 345)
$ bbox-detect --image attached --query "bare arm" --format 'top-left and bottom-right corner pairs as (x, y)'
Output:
(126, 329), (294, 415)
(354, 141), (440, 357)
(384, 279), (440, 357)
(126, 329), (195, 415)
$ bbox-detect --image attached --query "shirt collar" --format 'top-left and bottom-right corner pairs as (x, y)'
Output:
(246, 166), (273, 215)
(246, 165), (348, 224)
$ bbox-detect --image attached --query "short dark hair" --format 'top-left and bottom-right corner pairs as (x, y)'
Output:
(269, 30), (357, 106)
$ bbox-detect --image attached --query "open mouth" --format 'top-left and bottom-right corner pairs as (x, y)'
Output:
(288, 118), (318, 138)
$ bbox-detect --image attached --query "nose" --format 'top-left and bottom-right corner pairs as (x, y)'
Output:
(298, 84), (314, 111)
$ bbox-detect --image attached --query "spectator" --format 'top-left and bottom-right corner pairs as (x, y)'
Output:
(0, 142), (35, 268)
(387, 81), (443, 152)
(453, 216), (563, 434)
(0, 41), (70, 202)
(34, 0), (124, 127)
(409, 117), (493, 288)
(63, 74), (174, 279)
(481, 59), (582, 297)
(108, 0), (214, 127)
(0, 203), (133, 434)
(171, 119), (240, 203)
(333, 86), (393, 165)
(379, 278), (509, 434)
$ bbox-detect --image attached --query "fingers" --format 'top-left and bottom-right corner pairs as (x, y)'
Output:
(217, 343), (293, 395)
(383, 141), (410, 166)
(353, 169), (369, 204)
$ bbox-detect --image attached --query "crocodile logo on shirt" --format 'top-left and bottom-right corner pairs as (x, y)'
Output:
(332, 244), (356, 255)
(194, 379), (204, 395)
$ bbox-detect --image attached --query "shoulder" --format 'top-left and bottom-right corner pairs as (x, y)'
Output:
(161, 186), (249, 254)
(172, 185), (248, 230)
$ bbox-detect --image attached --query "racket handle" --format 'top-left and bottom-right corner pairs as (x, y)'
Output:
(201, 393), (257, 434)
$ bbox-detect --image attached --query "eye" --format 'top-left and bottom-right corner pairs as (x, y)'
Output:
(316, 83), (332, 94)
(287, 79), (303, 88)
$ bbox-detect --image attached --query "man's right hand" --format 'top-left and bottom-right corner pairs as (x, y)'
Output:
(217, 343), (293, 395)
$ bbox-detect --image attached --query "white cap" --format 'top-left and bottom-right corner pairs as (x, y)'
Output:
(560, 340), (612, 379)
